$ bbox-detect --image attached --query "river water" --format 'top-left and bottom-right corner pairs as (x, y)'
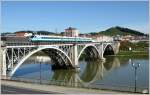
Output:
(11, 52), (149, 93)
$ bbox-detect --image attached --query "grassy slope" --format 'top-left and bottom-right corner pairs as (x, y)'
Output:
(93, 26), (146, 36)
(99, 27), (131, 36)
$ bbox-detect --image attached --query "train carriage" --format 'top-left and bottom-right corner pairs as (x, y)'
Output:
(30, 35), (93, 43)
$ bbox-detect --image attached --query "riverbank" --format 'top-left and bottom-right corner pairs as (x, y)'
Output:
(1, 79), (133, 94)
(116, 51), (149, 58)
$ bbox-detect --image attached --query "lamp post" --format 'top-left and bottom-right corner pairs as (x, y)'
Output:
(40, 59), (41, 84)
(130, 59), (140, 93)
(38, 56), (43, 84)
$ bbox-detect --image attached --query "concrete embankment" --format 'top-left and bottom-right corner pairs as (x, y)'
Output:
(1, 79), (132, 94)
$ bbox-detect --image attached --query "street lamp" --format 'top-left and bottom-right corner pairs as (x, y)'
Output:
(37, 56), (43, 84)
(129, 59), (140, 93)
(40, 58), (42, 84)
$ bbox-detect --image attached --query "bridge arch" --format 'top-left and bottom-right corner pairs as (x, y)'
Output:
(103, 44), (115, 56)
(78, 45), (100, 60)
(10, 46), (73, 76)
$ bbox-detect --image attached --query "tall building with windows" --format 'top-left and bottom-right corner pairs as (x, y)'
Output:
(64, 27), (79, 37)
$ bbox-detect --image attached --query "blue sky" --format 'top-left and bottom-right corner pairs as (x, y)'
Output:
(1, 1), (149, 34)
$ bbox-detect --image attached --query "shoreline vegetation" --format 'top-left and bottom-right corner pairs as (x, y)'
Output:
(115, 51), (149, 59)
(117, 51), (148, 56)
(116, 40), (149, 58)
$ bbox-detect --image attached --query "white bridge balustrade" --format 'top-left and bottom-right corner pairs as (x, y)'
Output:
(1, 41), (120, 77)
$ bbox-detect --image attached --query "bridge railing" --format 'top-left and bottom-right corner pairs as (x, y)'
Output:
(2, 41), (116, 47)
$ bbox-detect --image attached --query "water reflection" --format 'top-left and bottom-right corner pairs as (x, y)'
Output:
(23, 55), (51, 64)
(12, 54), (149, 92)
(104, 56), (121, 71)
(79, 59), (103, 83)
(13, 55), (122, 86)
(50, 59), (106, 87)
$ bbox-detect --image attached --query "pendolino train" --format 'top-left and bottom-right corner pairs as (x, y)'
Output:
(30, 35), (93, 43)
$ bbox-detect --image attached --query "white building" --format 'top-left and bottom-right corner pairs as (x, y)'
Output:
(92, 35), (113, 42)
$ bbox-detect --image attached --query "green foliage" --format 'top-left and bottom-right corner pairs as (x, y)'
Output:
(89, 32), (98, 36)
(89, 26), (146, 36)
(136, 41), (149, 48)
(15, 30), (34, 33)
(119, 41), (149, 51)
(117, 51), (149, 58)
(115, 26), (145, 36)
(119, 41), (135, 50)
(36, 31), (57, 35)
(99, 27), (129, 36)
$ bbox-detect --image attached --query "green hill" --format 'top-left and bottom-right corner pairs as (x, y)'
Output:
(91, 26), (146, 36)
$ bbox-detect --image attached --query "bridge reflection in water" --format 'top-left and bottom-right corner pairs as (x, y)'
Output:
(11, 53), (149, 93)
(11, 53), (122, 88)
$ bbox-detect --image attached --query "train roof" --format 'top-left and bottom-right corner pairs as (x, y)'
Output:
(34, 35), (92, 39)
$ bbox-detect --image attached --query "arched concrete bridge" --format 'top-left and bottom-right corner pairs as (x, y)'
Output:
(1, 41), (120, 76)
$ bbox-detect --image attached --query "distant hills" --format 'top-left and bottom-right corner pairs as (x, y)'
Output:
(1, 26), (148, 37)
(89, 26), (147, 36)
(15, 30), (58, 35)
(1, 31), (58, 36)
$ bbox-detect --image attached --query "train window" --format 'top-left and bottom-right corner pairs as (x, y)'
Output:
(31, 35), (35, 38)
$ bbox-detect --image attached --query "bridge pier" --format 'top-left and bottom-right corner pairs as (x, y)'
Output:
(100, 43), (106, 61)
(100, 57), (106, 62)
(72, 44), (79, 68)
(114, 41), (120, 54)
(1, 49), (7, 76)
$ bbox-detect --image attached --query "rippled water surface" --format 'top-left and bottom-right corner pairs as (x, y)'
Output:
(12, 53), (149, 93)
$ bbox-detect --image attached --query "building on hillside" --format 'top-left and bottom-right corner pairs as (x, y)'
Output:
(80, 34), (91, 38)
(121, 35), (149, 43)
(64, 27), (79, 37)
(79, 34), (87, 38)
(15, 31), (32, 37)
(121, 35), (134, 41)
(113, 35), (122, 41)
(1, 36), (30, 46)
(1, 31), (32, 45)
(90, 35), (113, 42)
(15, 31), (27, 36)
